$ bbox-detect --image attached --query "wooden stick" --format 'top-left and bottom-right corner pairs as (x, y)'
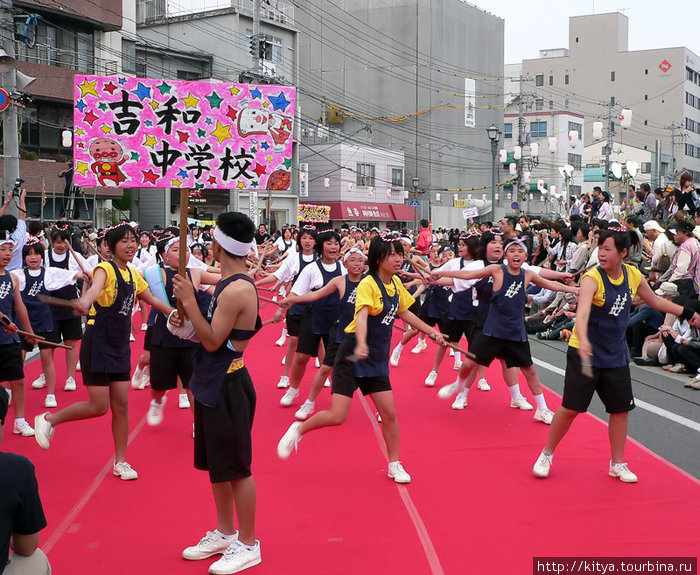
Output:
(65, 240), (89, 278)
(393, 323), (475, 359)
(37, 294), (82, 311)
(572, 263), (596, 278)
(28, 338), (73, 350)
(259, 295), (283, 306)
(16, 329), (46, 341)
(178, 189), (189, 319)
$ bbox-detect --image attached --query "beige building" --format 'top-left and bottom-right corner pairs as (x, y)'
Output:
(521, 12), (700, 186)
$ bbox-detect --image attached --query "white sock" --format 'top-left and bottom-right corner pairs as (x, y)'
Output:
(508, 385), (523, 400)
(14, 417), (26, 425)
(214, 529), (236, 541)
(304, 399), (314, 407)
(457, 376), (468, 391)
(533, 393), (547, 411)
(454, 352), (461, 362)
(394, 342), (404, 353)
(280, 327), (287, 338)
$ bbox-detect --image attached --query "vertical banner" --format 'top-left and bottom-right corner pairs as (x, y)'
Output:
(249, 190), (259, 227)
(464, 78), (476, 128)
(72, 75), (296, 191)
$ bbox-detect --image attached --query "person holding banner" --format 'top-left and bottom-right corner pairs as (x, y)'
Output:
(34, 222), (177, 481)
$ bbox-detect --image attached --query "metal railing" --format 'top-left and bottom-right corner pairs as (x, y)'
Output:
(14, 41), (118, 75)
(137, 0), (293, 25)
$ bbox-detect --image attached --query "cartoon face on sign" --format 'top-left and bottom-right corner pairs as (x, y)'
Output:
(237, 108), (293, 153)
(267, 169), (291, 191)
(88, 138), (128, 186)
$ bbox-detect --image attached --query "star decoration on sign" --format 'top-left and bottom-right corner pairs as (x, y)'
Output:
(211, 121), (232, 144)
(149, 101), (159, 110)
(194, 183), (204, 190)
(83, 111), (99, 126)
(142, 169), (159, 185)
(75, 161), (88, 176)
(237, 181), (245, 189)
(118, 77), (127, 85)
(205, 118), (212, 125)
(229, 86), (241, 96)
(144, 135), (157, 148)
(178, 169), (188, 179)
(250, 87), (262, 100)
(268, 92), (291, 112)
(183, 93), (200, 108)
(98, 103), (108, 111)
(208, 176), (217, 185)
(250, 147), (256, 154)
(266, 156), (273, 162)
(252, 163), (267, 177)
(75, 100), (87, 112)
(251, 181), (259, 188)
(177, 131), (190, 143)
(144, 120), (153, 127)
(206, 91), (223, 109)
(260, 141), (269, 150)
(104, 82), (118, 95)
(283, 158), (292, 169)
(225, 105), (238, 122)
(197, 129), (207, 138)
(132, 82), (152, 101)
(172, 179), (182, 187)
(130, 152), (140, 161)
(100, 124), (112, 134)
(157, 82), (172, 95)
(75, 128), (85, 136)
(77, 78), (99, 98)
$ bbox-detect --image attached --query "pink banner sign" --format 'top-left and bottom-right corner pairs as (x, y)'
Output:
(72, 75), (296, 190)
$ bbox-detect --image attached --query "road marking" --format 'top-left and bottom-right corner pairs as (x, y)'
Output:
(532, 357), (700, 433)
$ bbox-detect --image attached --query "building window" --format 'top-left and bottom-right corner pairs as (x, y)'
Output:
(645, 94), (648, 100)
(391, 167), (403, 188)
(122, 39), (136, 73)
(641, 162), (652, 174)
(356, 163), (375, 187)
(565, 74), (569, 85)
(570, 185), (582, 196)
(177, 70), (201, 80)
(567, 153), (582, 170)
(530, 121), (547, 138)
(549, 75), (553, 86)
(549, 100), (554, 110)
(610, 96), (615, 105)
(135, 62), (146, 77)
(536, 74), (543, 87)
(611, 71), (615, 81)
(645, 69), (648, 75)
(504, 123), (513, 139)
(568, 121), (582, 140)
(535, 99), (544, 111)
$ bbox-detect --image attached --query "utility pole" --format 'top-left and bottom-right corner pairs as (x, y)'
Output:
(669, 122), (677, 178)
(252, 0), (262, 75)
(604, 99), (613, 197)
(516, 75), (524, 212)
(1, 0), (20, 217)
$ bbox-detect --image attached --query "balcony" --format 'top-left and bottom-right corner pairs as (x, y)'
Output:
(15, 41), (118, 75)
(137, 0), (294, 26)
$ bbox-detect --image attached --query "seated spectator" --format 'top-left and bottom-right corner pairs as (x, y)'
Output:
(0, 389), (51, 575)
(628, 283), (677, 361)
(643, 220), (676, 287)
(667, 219), (700, 303)
(568, 223), (590, 274)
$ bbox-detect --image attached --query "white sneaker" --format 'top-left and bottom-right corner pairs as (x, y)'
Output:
(477, 378), (491, 391)
(141, 323), (148, 331)
(280, 387), (299, 407)
(183, 530), (238, 561)
(34, 413), (54, 449)
(147, 397), (167, 426)
(44, 394), (57, 408)
(131, 365), (144, 389)
(609, 461), (638, 483)
(323, 378), (331, 388)
(64, 376), (77, 392)
(113, 461), (138, 481)
(449, 348), (455, 356)
(424, 371), (438, 387)
(387, 461), (411, 483)
(13, 419), (35, 437)
(510, 396), (533, 411)
(76, 361), (81, 371)
(277, 421), (302, 459)
(437, 382), (459, 399)
(315, 357), (320, 368)
(31, 373), (46, 389)
(534, 408), (554, 425)
(281, 356), (286, 366)
(533, 450), (553, 478)
(411, 339), (428, 354)
(179, 394), (191, 409)
(390, 348), (402, 367)
(451, 389), (468, 410)
(277, 375), (290, 389)
(130, 333), (136, 342)
(453, 360), (462, 371)
(139, 367), (150, 390)
(209, 541), (262, 575)
(294, 401), (315, 421)
(275, 335), (287, 347)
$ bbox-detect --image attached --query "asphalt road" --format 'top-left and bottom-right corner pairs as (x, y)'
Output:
(528, 336), (700, 479)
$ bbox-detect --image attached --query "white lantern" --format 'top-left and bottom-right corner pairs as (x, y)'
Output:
(529, 142), (539, 157)
(403, 190), (409, 199)
(513, 146), (522, 160)
(347, 182), (354, 191)
(509, 163), (517, 176)
(453, 194), (458, 201)
(524, 171), (531, 183)
(592, 121), (604, 140)
(548, 137), (558, 153)
(435, 193), (441, 201)
(467, 194), (472, 200)
(368, 187), (374, 195)
(568, 130), (578, 148)
(495, 193), (499, 200)
(61, 129), (72, 147)
(386, 189), (392, 197)
(498, 149), (508, 163)
(507, 193), (512, 200)
(529, 193), (534, 200)
(620, 108), (632, 129)
(550, 185), (556, 196)
(541, 189), (547, 196)
(537, 179), (545, 191)
(482, 194), (486, 200)
(323, 177), (330, 188)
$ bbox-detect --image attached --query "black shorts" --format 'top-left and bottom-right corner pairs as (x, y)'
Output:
(194, 366), (256, 483)
(444, 318), (478, 346)
(51, 317), (83, 342)
(469, 333), (533, 368)
(322, 335), (343, 367)
(0, 343), (24, 381)
(20, 330), (58, 351)
(561, 346), (635, 414)
(285, 312), (304, 337)
(79, 331), (130, 386)
(331, 336), (392, 398)
(143, 325), (153, 352)
(296, 312), (329, 357)
(407, 299), (422, 316)
(150, 345), (194, 390)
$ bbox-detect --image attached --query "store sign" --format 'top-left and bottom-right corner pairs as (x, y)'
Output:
(344, 203), (392, 219)
(659, 59), (671, 73)
(464, 78), (476, 128)
(453, 198), (466, 208)
(249, 191), (259, 226)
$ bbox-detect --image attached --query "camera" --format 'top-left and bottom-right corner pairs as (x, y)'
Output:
(13, 178), (24, 192)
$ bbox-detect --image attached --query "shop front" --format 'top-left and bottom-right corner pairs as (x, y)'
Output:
(324, 201), (415, 230)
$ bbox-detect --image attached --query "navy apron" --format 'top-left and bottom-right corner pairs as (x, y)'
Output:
(448, 258), (474, 321)
(482, 264), (527, 342)
(0, 272), (18, 344)
(310, 260), (342, 335)
(47, 250), (80, 321)
(150, 266), (197, 349)
(288, 252), (317, 317)
(334, 275), (361, 343)
(21, 268), (54, 333)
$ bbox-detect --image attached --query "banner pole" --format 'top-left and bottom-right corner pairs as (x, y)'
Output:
(178, 188), (189, 319)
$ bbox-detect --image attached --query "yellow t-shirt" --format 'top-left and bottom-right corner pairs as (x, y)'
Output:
(569, 263), (642, 349)
(345, 274), (415, 334)
(87, 262), (149, 325)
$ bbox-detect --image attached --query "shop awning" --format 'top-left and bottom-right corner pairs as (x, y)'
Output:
(325, 201), (414, 221)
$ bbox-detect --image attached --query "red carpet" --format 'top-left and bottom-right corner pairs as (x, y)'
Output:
(4, 303), (699, 575)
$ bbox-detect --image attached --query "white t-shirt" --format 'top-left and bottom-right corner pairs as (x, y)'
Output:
(11, 267), (78, 291)
(436, 259), (542, 293)
(291, 259), (347, 296)
(45, 249), (93, 273)
(273, 252), (316, 283)
(274, 237), (296, 254)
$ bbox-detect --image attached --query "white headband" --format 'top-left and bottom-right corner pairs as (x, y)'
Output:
(343, 247), (364, 262)
(164, 237), (179, 254)
(505, 237), (528, 252)
(213, 227), (255, 257)
(399, 236), (412, 246)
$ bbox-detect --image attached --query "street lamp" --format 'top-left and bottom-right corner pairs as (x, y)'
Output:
(486, 124), (500, 221)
